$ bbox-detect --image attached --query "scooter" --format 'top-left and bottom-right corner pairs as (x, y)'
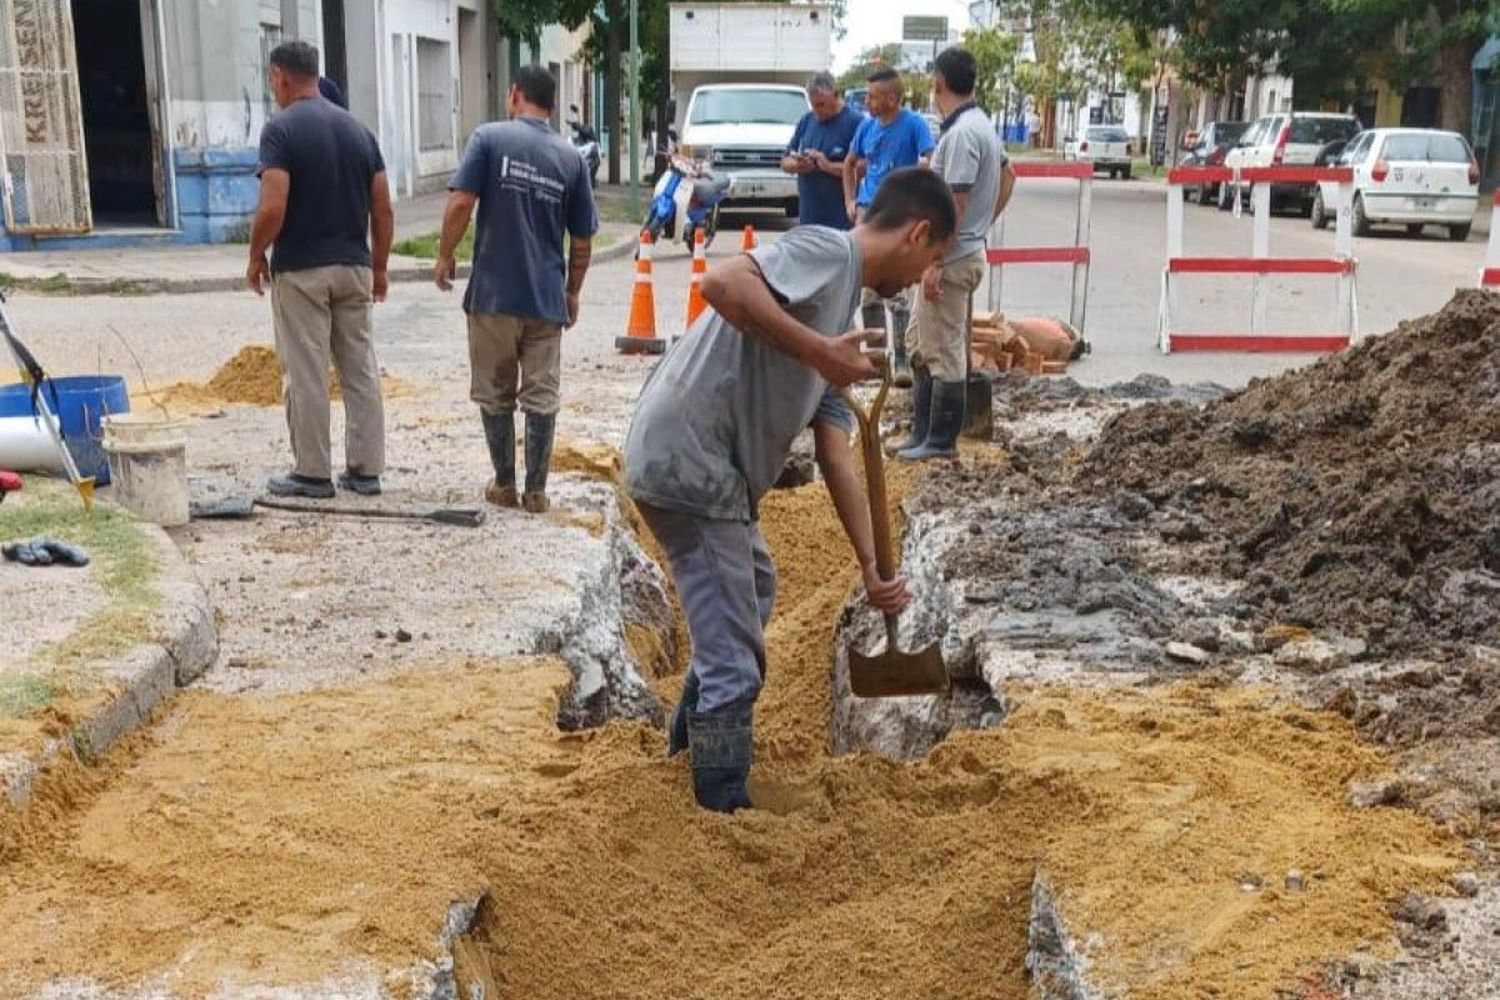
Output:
(641, 153), (734, 251)
(567, 107), (600, 188)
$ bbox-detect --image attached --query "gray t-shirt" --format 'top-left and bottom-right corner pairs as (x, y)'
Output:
(623, 226), (861, 521)
(933, 105), (1006, 264)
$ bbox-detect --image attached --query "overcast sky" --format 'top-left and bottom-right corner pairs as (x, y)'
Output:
(831, 0), (973, 72)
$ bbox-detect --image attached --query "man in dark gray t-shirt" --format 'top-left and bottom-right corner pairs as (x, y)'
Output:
(249, 40), (393, 501)
(623, 168), (957, 813)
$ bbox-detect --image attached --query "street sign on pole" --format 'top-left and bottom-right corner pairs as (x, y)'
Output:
(902, 15), (948, 42)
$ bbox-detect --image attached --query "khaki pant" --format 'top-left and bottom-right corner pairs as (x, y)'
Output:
(912, 250), (986, 381)
(467, 313), (562, 415)
(271, 264), (384, 480)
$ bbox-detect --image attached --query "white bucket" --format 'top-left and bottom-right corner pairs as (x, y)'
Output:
(101, 415), (189, 527)
(0, 414), (65, 473)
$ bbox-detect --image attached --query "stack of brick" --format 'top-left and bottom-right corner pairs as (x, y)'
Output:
(970, 311), (1068, 376)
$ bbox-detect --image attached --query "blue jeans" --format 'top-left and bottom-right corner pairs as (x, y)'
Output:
(637, 503), (777, 712)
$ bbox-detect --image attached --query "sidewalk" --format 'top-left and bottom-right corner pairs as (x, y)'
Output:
(0, 190), (636, 295)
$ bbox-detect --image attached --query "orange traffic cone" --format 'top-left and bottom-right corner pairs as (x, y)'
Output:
(741, 224), (757, 252)
(617, 233), (665, 356)
(684, 229), (709, 331)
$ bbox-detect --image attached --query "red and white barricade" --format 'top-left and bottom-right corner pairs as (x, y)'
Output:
(1160, 166), (1358, 352)
(1481, 190), (1500, 288)
(987, 161), (1093, 332)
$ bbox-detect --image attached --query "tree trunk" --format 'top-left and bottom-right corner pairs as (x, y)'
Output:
(606, 11), (623, 186)
(1438, 38), (1480, 136)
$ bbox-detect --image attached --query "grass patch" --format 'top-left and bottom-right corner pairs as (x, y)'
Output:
(0, 271), (75, 295)
(0, 480), (163, 716)
(0, 674), (58, 717)
(393, 228), (616, 262)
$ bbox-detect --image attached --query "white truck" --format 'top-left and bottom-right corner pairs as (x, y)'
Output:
(669, 2), (833, 216)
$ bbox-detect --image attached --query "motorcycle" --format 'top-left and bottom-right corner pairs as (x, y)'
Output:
(567, 109), (600, 188)
(641, 153), (734, 252)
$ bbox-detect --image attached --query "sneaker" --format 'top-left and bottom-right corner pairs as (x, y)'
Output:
(522, 490), (550, 514)
(337, 472), (382, 496)
(266, 473), (335, 499)
(485, 482), (519, 508)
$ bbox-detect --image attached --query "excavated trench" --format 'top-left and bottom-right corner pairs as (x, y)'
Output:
(438, 462), (1458, 1000)
(0, 444), (1462, 1000)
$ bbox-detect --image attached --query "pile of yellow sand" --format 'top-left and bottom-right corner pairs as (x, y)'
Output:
(134, 346), (420, 414)
(0, 450), (1463, 1000)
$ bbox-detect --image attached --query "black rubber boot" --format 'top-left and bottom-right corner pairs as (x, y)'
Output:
(481, 411), (518, 508)
(668, 669), (701, 757)
(523, 413), (557, 513)
(887, 365), (932, 455)
(898, 379), (966, 461)
(890, 319), (913, 388)
(687, 705), (754, 813)
(481, 411), (516, 486)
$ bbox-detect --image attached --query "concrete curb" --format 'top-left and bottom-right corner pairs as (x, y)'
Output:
(10, 231), (641, 297)
(1, 523), (218, 809)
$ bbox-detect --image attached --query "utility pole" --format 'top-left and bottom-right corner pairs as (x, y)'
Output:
(628, 0), (641, 216)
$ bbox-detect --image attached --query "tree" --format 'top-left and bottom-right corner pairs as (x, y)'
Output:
(963, 25), (1022, 114)
(497, 0), (856, 186)
(836, 44), (904, 91)
(1328, 0), (1490, 131)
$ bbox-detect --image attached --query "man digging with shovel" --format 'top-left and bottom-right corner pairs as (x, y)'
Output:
(623, 168), (956, 813)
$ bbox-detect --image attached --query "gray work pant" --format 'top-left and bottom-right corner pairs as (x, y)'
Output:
(637, 503), (776, 713)
(271, 264), (385, 479)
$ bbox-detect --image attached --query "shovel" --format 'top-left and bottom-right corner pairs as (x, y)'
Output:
(838, 365), (948, 699)
(0, 291), (96, 511)
(254, 495), (487, 528)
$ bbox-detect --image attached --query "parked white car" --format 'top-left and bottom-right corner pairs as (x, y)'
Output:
(1219, 111), (1362, 213)
(1310, 128), (1479, 241)
(1064, 125), (1132, 179)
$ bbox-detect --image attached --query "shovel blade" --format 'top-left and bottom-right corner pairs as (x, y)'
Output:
(848, 642), (948, 698)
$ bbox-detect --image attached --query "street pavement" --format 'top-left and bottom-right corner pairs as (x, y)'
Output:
(1, 178), (1488, 394)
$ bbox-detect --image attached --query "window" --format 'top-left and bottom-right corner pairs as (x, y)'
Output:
(1382, 132), (1472, 163)
(1087, 126), (1128, 142)
(688, 89), (807, 126)
(1343, 133), (1373, 165)
(259, 22), (283, 121)
(1290, 116), (1359, 145)
(416, 37), (451, 151)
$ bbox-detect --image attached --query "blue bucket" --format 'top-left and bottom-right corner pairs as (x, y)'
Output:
(0, 375), (130, 485)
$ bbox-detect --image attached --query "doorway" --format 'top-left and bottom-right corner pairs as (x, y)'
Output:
(322, 0), (348, 100)
(71, 0), (155, 226)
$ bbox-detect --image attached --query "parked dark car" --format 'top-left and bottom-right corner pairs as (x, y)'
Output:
(1180, 121), (1247, 204)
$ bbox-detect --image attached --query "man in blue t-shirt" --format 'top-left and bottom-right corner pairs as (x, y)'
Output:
(841, 68), (934, 385)
(435, 65), (598, 515)
(780, 72), (863, 229)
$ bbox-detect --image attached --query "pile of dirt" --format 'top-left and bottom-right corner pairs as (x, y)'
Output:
(1084, 290), (1500, 656)
(207, 345), (284, 405)
(138, 346), (420, 413)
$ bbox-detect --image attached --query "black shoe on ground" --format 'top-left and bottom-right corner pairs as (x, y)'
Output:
(266, 473), (335, 499)
(337, 472), (383, 496)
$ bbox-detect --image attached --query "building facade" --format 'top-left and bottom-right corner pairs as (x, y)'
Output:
(0, 0), (590, 251)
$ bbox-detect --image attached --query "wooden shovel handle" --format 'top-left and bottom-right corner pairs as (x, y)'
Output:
(838, 373), (895, 582)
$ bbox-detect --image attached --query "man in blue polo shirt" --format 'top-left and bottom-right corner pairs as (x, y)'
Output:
(842, 67), (934, 384)
(780, 72), (863, 229)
